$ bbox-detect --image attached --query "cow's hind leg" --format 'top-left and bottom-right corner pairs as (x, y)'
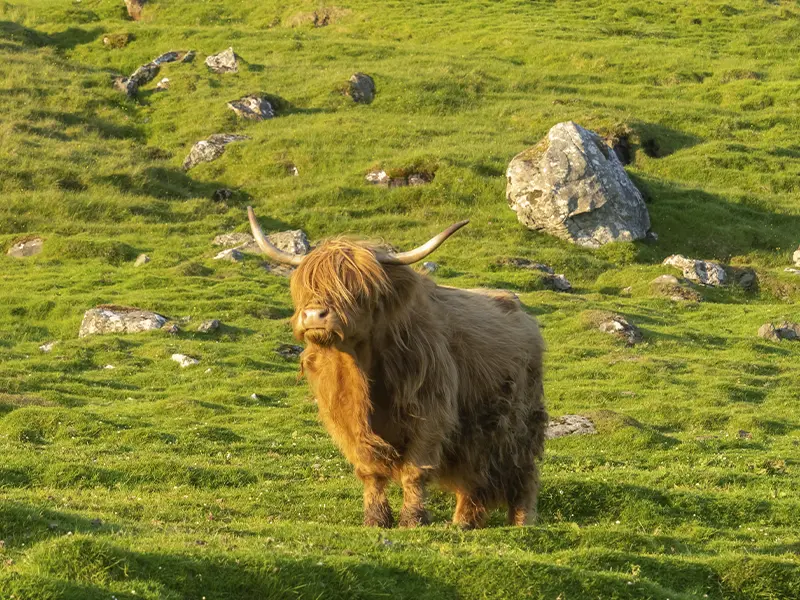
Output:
(453, 490), (487, 530)
(359, 471), (393, 528)
(398, 466), (430, 528)
(507, 465), (540, 526)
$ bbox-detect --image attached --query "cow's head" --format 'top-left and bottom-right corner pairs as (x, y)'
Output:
(247, 207), (468, 348)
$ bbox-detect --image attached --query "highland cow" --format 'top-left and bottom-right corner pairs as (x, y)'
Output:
(248, 207), (547, 529)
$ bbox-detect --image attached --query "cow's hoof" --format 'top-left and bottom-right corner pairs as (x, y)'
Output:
(398, 507), (430, 528)
(364, 502), (393, 528)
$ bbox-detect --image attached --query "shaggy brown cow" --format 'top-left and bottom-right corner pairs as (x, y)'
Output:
(248, 207), (547, 529)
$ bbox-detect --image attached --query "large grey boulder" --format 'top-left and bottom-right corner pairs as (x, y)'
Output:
(663, 255), (726, 287)
(7, 238), (43, 258)
(182, 134), (249, 170)
(506, 121), (650, 248)
(227, 95), (274, 120)
(79, 306), (167, 338)
(205, 48), (238, 73)
(348, 73), (375, 104)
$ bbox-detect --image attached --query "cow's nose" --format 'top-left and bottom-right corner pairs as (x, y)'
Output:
(302, 307), (329, 328)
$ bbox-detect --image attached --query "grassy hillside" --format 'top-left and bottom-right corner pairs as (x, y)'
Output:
(1, 0), (799, 597)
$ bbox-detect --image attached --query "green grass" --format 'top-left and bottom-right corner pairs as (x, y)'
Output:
(1, 0), (800, 597)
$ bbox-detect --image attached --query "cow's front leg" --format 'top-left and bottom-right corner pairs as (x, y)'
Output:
(357, 470), (393, 528)
(398, 465), (431, 527)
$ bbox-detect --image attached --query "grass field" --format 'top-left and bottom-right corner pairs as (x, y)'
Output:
(1, 0), (800, 597)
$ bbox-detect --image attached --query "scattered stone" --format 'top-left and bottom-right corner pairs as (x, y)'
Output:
(549, 274), (572, 292)
(645, 231), (659, 243)
(7, 238), (43, 258)
(652, 274), (680, 287)
(129, 62), (160, 87)
(421, 261), (439, 274)
(155, 78), (170, 92)
(104, 364), (115, 370)
(758, 322), (800, 342)
(275, 344), (303, 359)
(213, 233), (254, 249)
(545, 415), (597, 440)
(172, 354), (200, 368)
(214, 248), (243, 262)
(663, 255), (726, 286)
(153, 52), (183, 65)
(286, 163), (299, 176)
(407, 173), (433, 186)
(650, 274), (702, 302)
(365, 170), (389, 186)
(348, 73), (376, 104)
(134, 254), (150, 267)
(268, 230), (311, 255)
(227, 95), (274, 120)
(736, 270), (757, 290)
(113, 76), (138, 98)
(262, 262), (295, 277)
(79, 306), (167, 338)
(621, 286), (632, 296)
(182, 134), (249, 171)
(597, 314), (643, 346)
(205, 47), (239, 74)
(181, 50), (196, 63)
(737, 430), (752, 440)
(103, 33), (132, 48)
(124, 0), (145, 20)
(506, 121), (650, 248)
(503, 257), (571, 292)
(39, 341), (59, 353)
(793, 246), (800, 267)
(212, 188), (233, 202)
(161, 322), (180, 335)
(198, 319), (220, 333)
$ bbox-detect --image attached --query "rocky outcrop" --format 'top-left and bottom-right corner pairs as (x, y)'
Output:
(182, 134), (249, 170)
(79, 306), (167, 337)
(506, 121), (650, 248)
(758, 322), (800, 342)
(594, 313), (642, 346)
(545, 415), (597, 440)
(212, 229), (310, 256)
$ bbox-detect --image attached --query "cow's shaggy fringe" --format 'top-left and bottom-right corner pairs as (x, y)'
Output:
(292, 238), (547, 528)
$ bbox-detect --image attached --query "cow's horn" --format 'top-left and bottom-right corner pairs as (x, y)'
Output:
(247, 206), (305, 266)
(377, 220), (470, 265)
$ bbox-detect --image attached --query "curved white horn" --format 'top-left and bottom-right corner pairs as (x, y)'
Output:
(377, 220), (470, 265)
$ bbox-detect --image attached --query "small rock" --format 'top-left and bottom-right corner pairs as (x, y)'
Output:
(212, 188), (233, 202)
(79, 306), (167, 338)
(663, 255), (726, 287)
(758, 321), (800, 342)
(421, 261), (438, 274)
(182, 134), (249, 171)
(129, 62), (160, 87)
(549, 274), (572, 292)
(737, 270), (756, 290)
(365, 170), (389, 186)
(348, 73), (376, 104)
(275, 344), (303, 359)
(113, 76), (138, 97)
(645, 231), (659, 243)
(134, 254), (150, 267)
(213, 232), (254, 248)
(181, 50), (196, 63)
(198, 319), (220, 333)
(161, 322), (180, 335)
(155, 77), (170, 92)
(214, 248), (243, 262)
(793, 246), (800, 267)
(205, 47), (239, 74)
(545, 415), (597, 440)
(39, 341), (59, 353)
(90, 518), (103, 527)
(104, 364), (115, 370)
(737, 430), (752, 440)
(262, 262), (295, 277)
(504, 258), (555, 274)
(102, 33), (132, 48)
(268, 230), (311, 255)
(408, 173), (433, 186)
(172, 354), (200, 368)
(7, 237), (43, 258)
(153, 52), (183, 65)
(227, 95), (274, 120)
(250, 393), (259, 401)
(651, 274), (680, 287)
(286, 163), (299, 176)
(124, 0), (145, 20)
(597, 314), (643, 346)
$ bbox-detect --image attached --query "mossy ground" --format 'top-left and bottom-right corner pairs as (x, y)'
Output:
(1, 0), (799, 598)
